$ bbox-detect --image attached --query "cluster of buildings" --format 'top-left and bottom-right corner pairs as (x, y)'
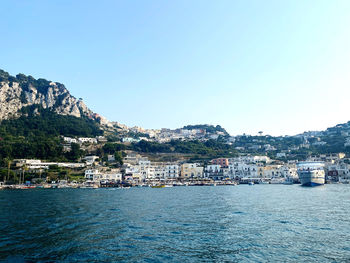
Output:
(62, 136), (107, 151)
(14, 159), (86, 170)
(83, 154), (298, 185)
(118, 126), (229, 144)
(7, 152), (350, 187)
(82, 152), (350, 185)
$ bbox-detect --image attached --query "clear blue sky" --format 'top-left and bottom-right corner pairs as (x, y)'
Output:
(1, 0), (350, 136)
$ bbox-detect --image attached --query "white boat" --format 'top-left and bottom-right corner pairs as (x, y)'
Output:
(270, 177), (285, 184)
(248, 181), (254, 185)
(260, 181), (269, 184)
(297, 162), (325, 187)
(283, 177), (294, 185)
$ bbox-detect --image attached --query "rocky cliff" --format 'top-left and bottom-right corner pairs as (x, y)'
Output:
(0, 69), (108, 124)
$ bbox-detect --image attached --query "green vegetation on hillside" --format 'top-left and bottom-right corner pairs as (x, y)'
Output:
(131, 139), (237, 159)
(0, 106), (102, 162)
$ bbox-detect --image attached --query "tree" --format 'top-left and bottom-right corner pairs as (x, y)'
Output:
(66, 143), (83, 161)
(114, 151), (123, 165)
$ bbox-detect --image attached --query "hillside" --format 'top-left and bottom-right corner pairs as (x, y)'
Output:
(1, 69), (350, 163)
(0, 105), (103, 162)
(0, 70), (105, 162)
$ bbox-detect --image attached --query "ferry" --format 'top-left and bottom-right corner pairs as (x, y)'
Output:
(297, 162), (325, 187)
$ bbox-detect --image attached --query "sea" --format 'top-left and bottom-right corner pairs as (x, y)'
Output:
(1, 185), (350, 262)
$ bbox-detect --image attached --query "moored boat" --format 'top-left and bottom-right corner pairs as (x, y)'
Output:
(151, 185), (165, 188)
(283, 177), (294, 185)
(270, 177), (285, 184)
(297, 162), (325, 187)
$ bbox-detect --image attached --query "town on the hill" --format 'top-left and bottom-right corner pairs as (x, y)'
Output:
(1, 125), (350, 188)
(2, 69), (350, 188)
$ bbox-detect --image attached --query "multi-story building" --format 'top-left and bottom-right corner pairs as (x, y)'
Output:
(63, 137), (77, 144)
(181, 163), (204, 178)
(154, 165), (167, 179)
(257, 165), (283, 178)
(93, 172), (122, 183)
(325, 163), (350, 182)
(84, 155), (99, 165)
(78, 137), (98, 144)
(228, 155), (270, 165)
(279, 165), (298, 178)
(211, 158), (229, 167)
(166, 164), (180, 178)
(85, 169), (100, 180)
(14, 159), (86, 170)
(228, 163), (259, 178)
(204, 164), (225, 180)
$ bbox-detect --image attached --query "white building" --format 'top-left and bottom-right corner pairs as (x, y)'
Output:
(84, 156), (99, 165)
(279, 165), (298, 178)
(204, 164), (223, 180)
(107, 155), (115, 162)
(14, 159), (86, 170)
(205, 164), (221, 173)
(228, 163), (259, 178)
(154, 165), (167, 179)
(85, 169), (100, 180)
(229, 156), (270, 164)
(166, 164), (180, 178)
(326, 163), (350, 180)
(63, 137), (77, 144)
(78, 137), (98, 144)
(85, 169), (122, 182)
(122, 137), (140, 143)
(94, 173), (122, 183)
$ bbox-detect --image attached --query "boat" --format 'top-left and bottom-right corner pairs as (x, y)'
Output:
(283, 177), (294, 185)
(297, 162), (325, 187)
(151, 185), (165, 188)
(248, 181), (254, 185)
(258, 180), (269, 184)
(270, 177), (285, 184)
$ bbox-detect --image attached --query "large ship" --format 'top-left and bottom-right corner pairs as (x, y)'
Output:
(297, 162), (325, 186)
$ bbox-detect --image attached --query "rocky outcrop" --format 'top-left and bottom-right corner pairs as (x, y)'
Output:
(0, 70), (105, 124)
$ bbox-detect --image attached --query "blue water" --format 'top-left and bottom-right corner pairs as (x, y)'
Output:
(1, 185), (350, 262)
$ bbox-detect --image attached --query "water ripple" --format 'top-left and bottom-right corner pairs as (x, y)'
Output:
(1, 185), (350, 262)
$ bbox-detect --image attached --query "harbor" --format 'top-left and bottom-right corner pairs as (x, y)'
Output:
(3, 153), (350, 190)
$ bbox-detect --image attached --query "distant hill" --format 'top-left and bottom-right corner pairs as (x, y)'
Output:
(2, 68), (350, 162)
